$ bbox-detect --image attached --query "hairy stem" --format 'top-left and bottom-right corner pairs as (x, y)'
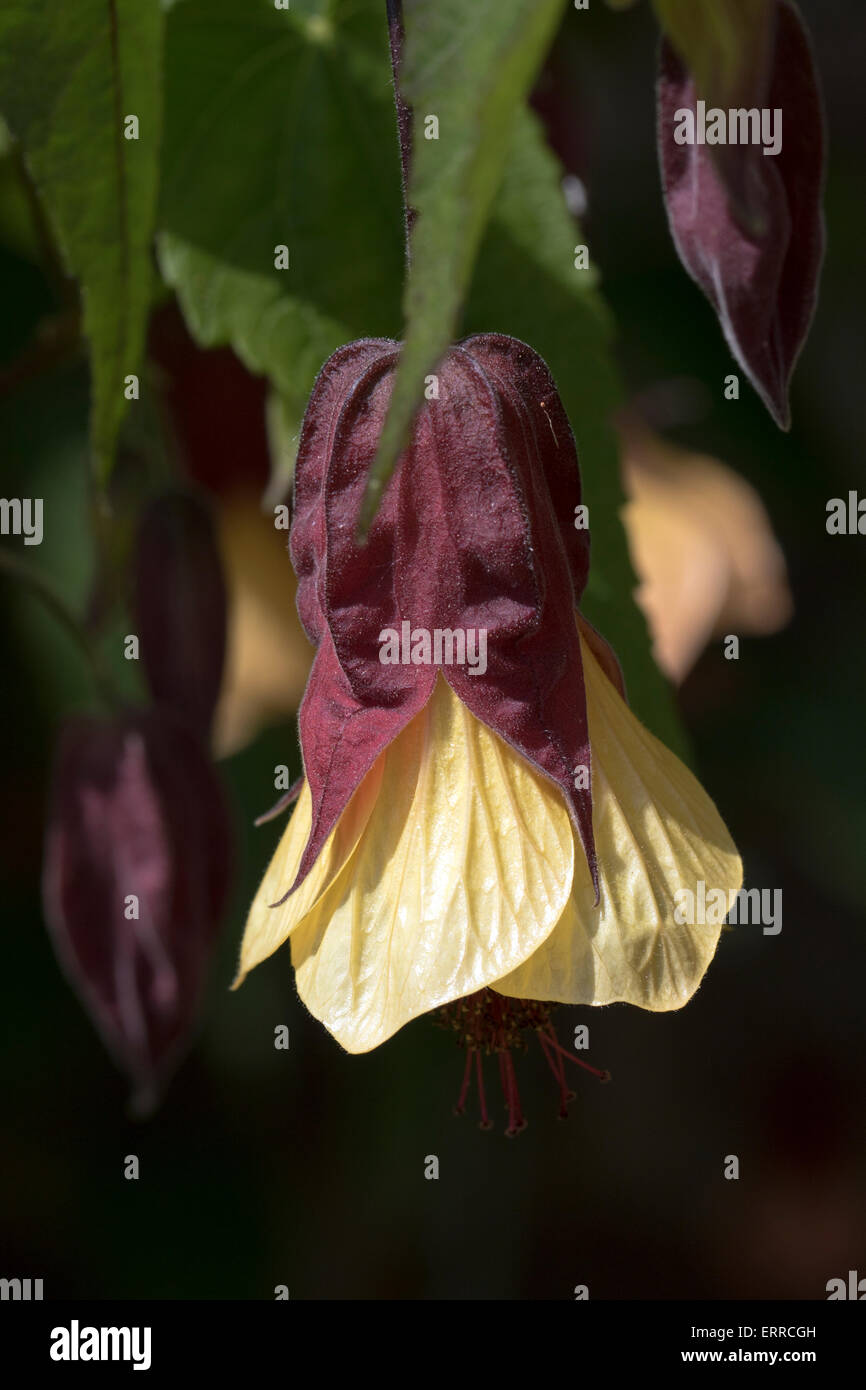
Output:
(386, 0), (417, 257)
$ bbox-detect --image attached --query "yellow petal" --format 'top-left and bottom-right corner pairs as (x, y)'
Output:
(233, 760), (383, 988)
(289, 675), (574, 1053)
(494, 633), (742, 1010)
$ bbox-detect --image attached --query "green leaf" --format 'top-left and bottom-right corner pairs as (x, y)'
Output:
(360, 0), (568, 530)
(465, 110), (688, 756)
(0, 1), (164, 483)
(263, 390), (300, 512)
(652, 0), (773, 109)
(158, 0), (404, 430)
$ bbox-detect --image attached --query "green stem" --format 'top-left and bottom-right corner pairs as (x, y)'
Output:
(11, 144), (78, 313)
(386, 0), (416, 258)
(0, 547), (120, 709)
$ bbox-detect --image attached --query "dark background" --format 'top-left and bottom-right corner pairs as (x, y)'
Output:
(1, 0), (864, 1299)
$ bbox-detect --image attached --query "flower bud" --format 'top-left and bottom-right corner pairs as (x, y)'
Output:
(43, 709), (232, 1110)
(657, 0), (825, 428)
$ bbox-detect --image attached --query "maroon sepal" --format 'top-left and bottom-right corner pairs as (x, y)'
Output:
(288, 333), (598, 898)
(42, 709), (232, 1112)
(133, 491), (227, 736)
(657, 0), (825, 429)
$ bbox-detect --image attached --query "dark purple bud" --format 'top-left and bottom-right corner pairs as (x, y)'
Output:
(42, 709), (232, 1111)
(133, 492), (227, 735)
(657, 0), (825, 428)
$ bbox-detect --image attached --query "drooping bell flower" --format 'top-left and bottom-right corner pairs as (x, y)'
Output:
(236, 333), (742, 1125)
(43, 709), (232, 1114)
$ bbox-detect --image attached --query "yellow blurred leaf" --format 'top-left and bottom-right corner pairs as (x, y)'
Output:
(621, 420), (792, 681)
(212, 492), (313, 757)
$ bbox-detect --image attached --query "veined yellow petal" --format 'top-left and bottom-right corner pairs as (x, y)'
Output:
(290, 675), (574, 1053)
(494, 633), (742, 1010)
(233, 760), (384, 987)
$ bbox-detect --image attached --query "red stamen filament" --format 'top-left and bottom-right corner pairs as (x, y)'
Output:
(440, 990), (610, 1134)
(475, 1050), (492, 1130)
(541, 1024), (612, 1083)
(455, 1048), (473, 1116)
(502, 1049), (526, 1137)
(537, 1029), (574, 1118)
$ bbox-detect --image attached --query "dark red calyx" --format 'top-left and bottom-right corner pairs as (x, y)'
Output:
(289, 332), (598, 896)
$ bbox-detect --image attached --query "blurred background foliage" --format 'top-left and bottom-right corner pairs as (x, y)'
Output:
(1, 0), (865, 1298)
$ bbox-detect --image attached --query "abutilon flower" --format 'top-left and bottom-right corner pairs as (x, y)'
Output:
(237, 334), (742, 1128)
